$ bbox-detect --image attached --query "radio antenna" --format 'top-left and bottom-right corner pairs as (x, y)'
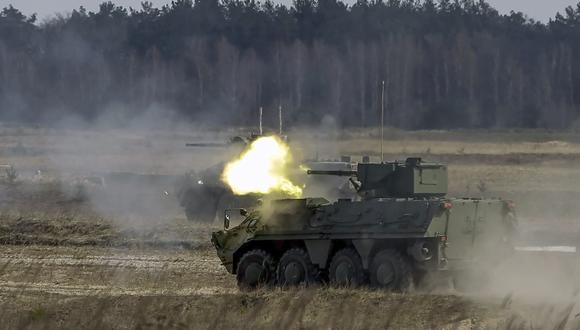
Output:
(278, 105), (283, 135)
(259, 107), (263, 135)
(381, 80), (385, 163)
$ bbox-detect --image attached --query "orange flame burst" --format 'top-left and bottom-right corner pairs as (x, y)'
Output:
(221, 136), (302, 197)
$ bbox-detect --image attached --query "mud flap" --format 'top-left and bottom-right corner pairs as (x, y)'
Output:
(352, 239), (374, 269)
(304, 240), (331, 268)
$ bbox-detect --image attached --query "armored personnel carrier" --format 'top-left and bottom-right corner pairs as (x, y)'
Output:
(211, 158), (517, 290)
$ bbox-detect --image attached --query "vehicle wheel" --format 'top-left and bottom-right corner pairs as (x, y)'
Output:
(277, 248), (319, 287)
(236, 249), (276, 289)
(329, 248), (366, 287)
(369, 249), (412, 292)
(182, 191), (218, 223)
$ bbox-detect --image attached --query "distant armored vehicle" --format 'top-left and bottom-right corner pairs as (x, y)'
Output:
(177, 132), (355, 222)
(176, 133), (268, 222)
(185, 134), (264, 149)
(176, 156), (355, 223)
(211, 158), (517, 289)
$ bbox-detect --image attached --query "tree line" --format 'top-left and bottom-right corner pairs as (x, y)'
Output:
(1, 0), (580, 129)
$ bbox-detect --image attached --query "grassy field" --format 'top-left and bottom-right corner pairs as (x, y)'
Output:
(0, 126), (579, 328)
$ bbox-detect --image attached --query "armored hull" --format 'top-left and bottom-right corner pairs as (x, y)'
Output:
(211, 159), (517, 289)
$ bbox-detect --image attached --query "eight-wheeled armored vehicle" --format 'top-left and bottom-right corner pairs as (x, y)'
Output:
(211, 158), (517, 290)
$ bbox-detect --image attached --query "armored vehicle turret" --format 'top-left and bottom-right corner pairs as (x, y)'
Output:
(211, 158), (517, 290)
(308, 157), (447, 198)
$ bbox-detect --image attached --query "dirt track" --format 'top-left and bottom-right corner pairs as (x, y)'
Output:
(0, 244), (499, 329)
(0, 243), (578, 329)
(0, 245), (234, 297)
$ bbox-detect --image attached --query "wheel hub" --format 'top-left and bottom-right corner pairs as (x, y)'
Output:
(376, 263), (395, 286)
(334, 261), (354, 285)
(283, 261), (305, 284)
(245, 263), (264, 285)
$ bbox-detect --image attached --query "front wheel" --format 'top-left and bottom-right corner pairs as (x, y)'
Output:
(236, 250), (276, 289)
(329, 248), (366, 287)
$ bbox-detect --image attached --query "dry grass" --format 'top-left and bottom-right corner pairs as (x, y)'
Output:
(1, 289), (502, 329)
(0, 268), (577, 329)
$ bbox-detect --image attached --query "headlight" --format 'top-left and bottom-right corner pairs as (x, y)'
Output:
(211, 232), (222, 248)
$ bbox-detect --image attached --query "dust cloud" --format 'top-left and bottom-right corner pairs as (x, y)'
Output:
(2, 104), (223, 233)
(456, 178), (580, 328)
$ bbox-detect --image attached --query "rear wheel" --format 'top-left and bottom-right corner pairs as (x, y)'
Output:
(369, 249), (412, 292)
(329, 248), (366, 287)
(277, 248), (318, 287)
(236, 250), (276, 289)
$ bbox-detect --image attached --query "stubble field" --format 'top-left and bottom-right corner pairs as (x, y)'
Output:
(0, 125), (579, 329)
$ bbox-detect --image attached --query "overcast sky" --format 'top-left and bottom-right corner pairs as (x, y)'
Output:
(2, 0), (579, 22)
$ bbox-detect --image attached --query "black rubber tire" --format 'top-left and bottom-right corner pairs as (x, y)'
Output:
(236, 249), (276, 290)
(369, 249), (412, 292)
(276, 248), (319, 287)
(328, 248), (366, 287)
(182, 189), (219, 223)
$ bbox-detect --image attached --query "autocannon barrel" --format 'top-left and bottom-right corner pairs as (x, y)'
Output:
(185, 143), (229, 147)
(307, 170), (357, 176)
